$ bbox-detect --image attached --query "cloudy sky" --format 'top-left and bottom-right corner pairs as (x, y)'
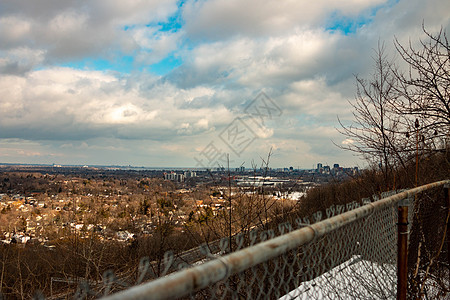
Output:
(0, 0), (449, 168)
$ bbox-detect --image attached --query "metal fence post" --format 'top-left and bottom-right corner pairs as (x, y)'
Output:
(445, 184), (449, 271)
(397, 198), (409, 300)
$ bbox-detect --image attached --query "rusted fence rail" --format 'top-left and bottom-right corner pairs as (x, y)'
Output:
(98, 180), (449, 300)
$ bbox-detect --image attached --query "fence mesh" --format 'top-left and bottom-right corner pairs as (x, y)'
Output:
(188, 202), (404, 300)
(407, 188), (449, 299)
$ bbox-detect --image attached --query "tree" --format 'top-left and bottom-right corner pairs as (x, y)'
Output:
(339, 26), (450, 188)
(339, 25), (450, 299)
(338, 43), (409, 187)
(393, 24), (450, 149)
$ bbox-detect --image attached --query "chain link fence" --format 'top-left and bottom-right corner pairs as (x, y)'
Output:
(189, 203), (400, 300)
(407, 185), (450, 298)
(92, 180), (448, 300)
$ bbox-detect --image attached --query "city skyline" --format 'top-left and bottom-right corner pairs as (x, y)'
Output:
(0, 161), (355, 171)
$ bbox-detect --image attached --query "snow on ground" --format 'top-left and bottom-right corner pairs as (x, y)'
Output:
(285, 192), (306, 200)
(280, 255), (397, 299)
(271, 191), (306, 201)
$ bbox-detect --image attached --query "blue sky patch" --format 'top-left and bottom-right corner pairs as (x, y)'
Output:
(325, 2), (393, 35)
(60, 55), (135, 73)
(149, 54), (183, 75)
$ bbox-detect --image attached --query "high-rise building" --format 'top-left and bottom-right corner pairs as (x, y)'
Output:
(164, 172), (185, 182)
(184, 171), (197, 178)
(176, 173), (185, 182)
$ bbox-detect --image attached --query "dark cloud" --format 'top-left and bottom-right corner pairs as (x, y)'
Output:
(0, 0), (179, 70)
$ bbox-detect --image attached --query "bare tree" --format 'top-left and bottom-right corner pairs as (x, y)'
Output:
(339, 26), (450, 183)
(338, 43), (409, 187)
(393, 24), (450, 152)
(338, 25), (450, 299)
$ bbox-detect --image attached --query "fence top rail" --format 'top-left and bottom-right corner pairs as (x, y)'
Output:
(101, 179), (450, 300)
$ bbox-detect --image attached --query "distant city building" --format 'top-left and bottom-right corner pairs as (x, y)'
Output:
(176, 173), (185, 182)
(164, 173), (173, 180)
(317, 163), (323, 173)
(184, 171), (197, 178)
(164, 172), (185, 182)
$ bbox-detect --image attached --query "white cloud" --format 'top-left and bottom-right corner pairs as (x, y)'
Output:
(92, 0), (178, 25)
(284, 77), (351, 119)
(48, 9), (89, 36)
(0, 48), (45, 75)
(195, 118), (209, 130)
(342, 138), (355, 145)
(0, 67), (235, 142)
(0, 16), (32, 47)
(101, 103), (158, 124)
(182, 0), (387, 40)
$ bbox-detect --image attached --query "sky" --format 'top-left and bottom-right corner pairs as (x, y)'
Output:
(0, 0), (449, 169)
